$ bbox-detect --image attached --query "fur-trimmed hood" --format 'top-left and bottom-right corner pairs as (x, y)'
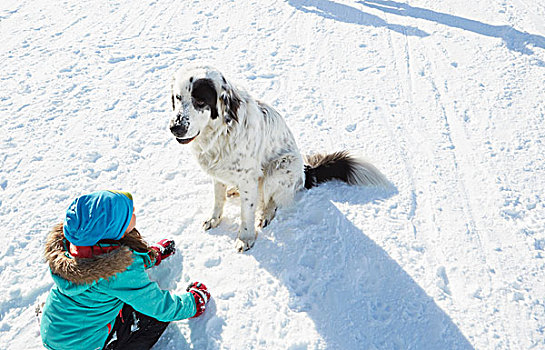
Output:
(45, 223), (153, 286)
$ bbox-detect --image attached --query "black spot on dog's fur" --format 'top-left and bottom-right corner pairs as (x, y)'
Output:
(189, 76), (194, 83)
(220, 87), (241, 124)
(192, 78), (219, 120)
(257, 101), (269, 119)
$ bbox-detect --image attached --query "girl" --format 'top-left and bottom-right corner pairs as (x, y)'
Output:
(40, 190), (210, 350)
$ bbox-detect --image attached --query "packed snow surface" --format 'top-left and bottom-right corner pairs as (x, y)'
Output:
(1, 0), (545, 349)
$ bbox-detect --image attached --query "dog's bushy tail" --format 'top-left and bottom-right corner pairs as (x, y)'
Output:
(303, 151), (388, 189)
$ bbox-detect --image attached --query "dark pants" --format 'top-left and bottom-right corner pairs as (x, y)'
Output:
(103, 304), (169, 350)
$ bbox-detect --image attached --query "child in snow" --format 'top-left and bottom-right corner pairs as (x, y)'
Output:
(40, 190), (210, 350)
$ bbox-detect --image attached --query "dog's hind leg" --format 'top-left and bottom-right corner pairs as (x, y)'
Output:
(256, 176), (275, 228)
(258, 199), (277, 228)
(203, 180), (227, 230)
(259, 154), (303, 228)
(235, 174), (259, 252)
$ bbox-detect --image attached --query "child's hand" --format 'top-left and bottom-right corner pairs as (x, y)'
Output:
(151, 239), (176, 265)
(187, 282), (210, 318)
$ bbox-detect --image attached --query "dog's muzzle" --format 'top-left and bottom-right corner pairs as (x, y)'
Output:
(170, 112), (199, 144)
(170, 122), (187, 138)
(170, 111), (189, 136)
(170, 101), (200, 144)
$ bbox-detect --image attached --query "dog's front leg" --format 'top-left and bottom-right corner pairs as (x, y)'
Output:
(203, 180), (227, 230)
(235, 177), (258, 252)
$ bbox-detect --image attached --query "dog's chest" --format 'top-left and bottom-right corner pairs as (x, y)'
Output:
(193, 146), (256, 184)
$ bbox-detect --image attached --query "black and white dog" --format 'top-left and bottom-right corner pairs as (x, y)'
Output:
(170, 65), (387, 252)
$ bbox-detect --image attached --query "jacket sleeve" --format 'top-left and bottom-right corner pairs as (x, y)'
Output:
(103, 257), (196, 322)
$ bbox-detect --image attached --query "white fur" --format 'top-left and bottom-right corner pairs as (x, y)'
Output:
(170, 65), (387, 251)
(171, 66), (304, 251)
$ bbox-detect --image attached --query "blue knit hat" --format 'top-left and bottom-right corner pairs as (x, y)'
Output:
(63, 190), (134, 246)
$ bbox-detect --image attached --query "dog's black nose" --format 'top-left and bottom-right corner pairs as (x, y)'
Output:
(170, 124), (188, 138)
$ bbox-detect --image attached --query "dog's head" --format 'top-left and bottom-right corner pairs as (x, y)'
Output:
(169, 66), (241, 144)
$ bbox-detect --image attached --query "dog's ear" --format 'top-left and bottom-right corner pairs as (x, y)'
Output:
(219, 85), (241, 125)
(170, 78), (175, 111)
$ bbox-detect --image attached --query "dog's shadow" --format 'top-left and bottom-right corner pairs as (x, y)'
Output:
(209, 182), (473, 349)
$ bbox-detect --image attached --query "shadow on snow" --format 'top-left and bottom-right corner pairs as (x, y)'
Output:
(205, 181), (473, 349)
(290, 0), (545, 60)
(358, 0), (545, 56)
(288, 0), (430, 37)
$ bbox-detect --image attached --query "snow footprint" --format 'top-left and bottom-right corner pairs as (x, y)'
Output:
(436, 266), (452, 297)
(204, 257), (221, 268)
(368, 299), (393, 324)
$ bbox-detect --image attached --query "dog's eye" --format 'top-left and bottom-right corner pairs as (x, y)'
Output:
(175, 94), (182, 101)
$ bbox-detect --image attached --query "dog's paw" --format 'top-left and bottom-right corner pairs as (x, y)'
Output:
(258, 206), (277, 229)
(235, 238), (255, 252)
(257, 218), (270, 229)
(203, 217), (222, 230)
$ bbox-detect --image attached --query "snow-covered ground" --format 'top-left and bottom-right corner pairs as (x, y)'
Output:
(1, 0), (545, 348)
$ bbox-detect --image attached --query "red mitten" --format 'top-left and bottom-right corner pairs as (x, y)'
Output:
(187, 282), (210, 318)
(151, 239), (176, 266)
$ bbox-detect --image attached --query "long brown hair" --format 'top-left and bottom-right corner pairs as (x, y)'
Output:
(100, 228), (158, 261)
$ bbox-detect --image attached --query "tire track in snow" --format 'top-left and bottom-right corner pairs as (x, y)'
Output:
(415, 28), (507, 348)
(380, 18), (419, 239)
(376, 4), (502, 346)
(380, 6), (457, 306)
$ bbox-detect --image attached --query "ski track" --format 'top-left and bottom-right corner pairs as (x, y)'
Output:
(1, 0), (545, 349)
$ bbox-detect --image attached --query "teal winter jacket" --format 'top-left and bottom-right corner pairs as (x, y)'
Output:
(40, 224), (196, 350)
